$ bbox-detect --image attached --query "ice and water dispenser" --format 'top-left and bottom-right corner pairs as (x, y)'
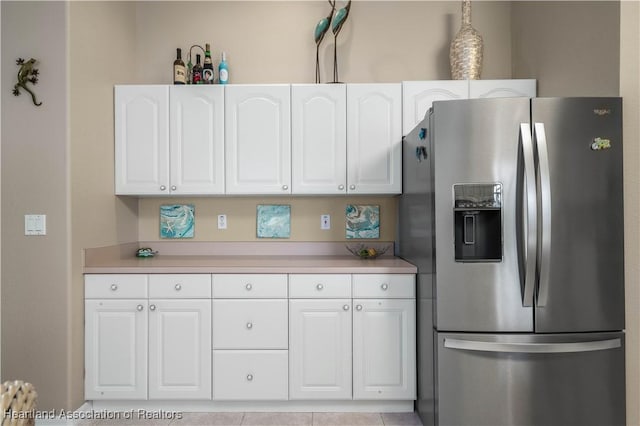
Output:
(453, 183), (503, 262)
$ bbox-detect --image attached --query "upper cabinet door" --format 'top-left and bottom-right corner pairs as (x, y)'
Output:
(469, 79), (537, 99)
(225, 85), (291, 194)
(291, 84), (347, 195)
(402, 80), (468, 135)
(115, 85), (170, 195)
(170, 86), (225, 195)
(347, 84), (402, 194)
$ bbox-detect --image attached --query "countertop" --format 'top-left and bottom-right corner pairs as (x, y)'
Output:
(83, 242), (417, 274)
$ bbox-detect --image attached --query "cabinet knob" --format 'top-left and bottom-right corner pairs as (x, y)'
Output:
(171, 185), (177, 191)
(246, 322), (253, 329)
(316, 283), (324, 291)
(246, 374), (254, 381)
(110, 284), (118, 291)
(245, 283), (252, 291)
(343, 304), (350, 311)
(175, 283), (182, 291)
(149, 304), (156, 311)
(136, 304), (144, 312)
(356, 304), (363, 311)
(338, 184), (345, 190)
(282, 185), (289, 191)
(349, 184), (356, 190)
(381, 283), (389, 291)
(160, 185), (167, 191)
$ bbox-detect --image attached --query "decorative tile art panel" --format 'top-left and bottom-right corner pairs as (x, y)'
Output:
(257, 205), (291, 238)
(346, 204), (380, 239)
(160, 204), (195, 239)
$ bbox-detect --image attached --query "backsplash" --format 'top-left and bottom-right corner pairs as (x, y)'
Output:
(138, 196), (398, 242)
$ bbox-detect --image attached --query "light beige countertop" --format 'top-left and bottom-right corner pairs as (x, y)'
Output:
(83, 242), (417, 274)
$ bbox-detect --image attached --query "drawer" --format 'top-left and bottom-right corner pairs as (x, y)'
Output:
(212, 274), (287, 298)
(85, 274), (148, 298)
(352, 274), (415, 298)
(213, 300), (288, 349)
(213, 350), (288, 400)
(149, 274), (211, 298)
(289, 274), (351, 298)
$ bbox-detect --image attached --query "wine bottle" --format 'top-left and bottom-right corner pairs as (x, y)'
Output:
(218, 51), (229, 84)
(203, 43), (214, 84)
(192, 54), (203, 84)
(173, 48), (186, 85)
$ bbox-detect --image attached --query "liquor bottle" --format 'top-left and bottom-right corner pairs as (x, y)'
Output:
(192, 54), (203, 84)
(173, 48), (186, 84)
(203, 43), (215, 84)
(218, 51), (229, 84)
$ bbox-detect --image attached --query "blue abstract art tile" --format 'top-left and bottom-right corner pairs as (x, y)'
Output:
(257, 205), (291, 238)
(346, 204), (380, 239)
(160, 204), (194, 239)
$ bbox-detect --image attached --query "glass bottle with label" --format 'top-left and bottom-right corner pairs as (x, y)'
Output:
(218, 52), (229, 84)
(203, 43), (214, 84)
(173, 48), (186, 85)
(192, 54), (203, 84)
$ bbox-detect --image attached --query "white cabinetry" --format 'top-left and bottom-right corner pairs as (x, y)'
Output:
(347, 84), (402, 194)
(225, 85), (291, 194)
(85, 274), (212, 400)
(291, 84), (347, 194)
(115, 85), (224, 195)
(402, 79), (537, 135)
(352, 274), (416, 400)
(289, 274), (352, 399)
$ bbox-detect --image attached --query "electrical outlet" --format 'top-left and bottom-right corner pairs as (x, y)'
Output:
(321, 214), (331, 230)
(217, 214), (227, 230)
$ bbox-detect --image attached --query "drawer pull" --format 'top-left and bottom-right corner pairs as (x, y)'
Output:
(246, 322), (253, 330)
(381, 283), (389, 291)
(110, 284), (118, 291)
(245, 283), (253, 291)
(356, 304), (363, 311)
(136, 304), (144, 312)
(175, 283), (182, 291)
(246, 374), (254, 381)
(343, 304), (350, 311)
(316, 283), (324, 291)
(149, 304), (156, 311)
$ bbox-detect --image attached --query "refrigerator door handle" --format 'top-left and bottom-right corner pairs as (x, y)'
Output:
(520, 123), (537, 307)
(444, 337), (621, 354)
(534, 123), (552, 307)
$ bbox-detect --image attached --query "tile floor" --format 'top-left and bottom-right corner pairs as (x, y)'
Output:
(86, 411), (423, 426)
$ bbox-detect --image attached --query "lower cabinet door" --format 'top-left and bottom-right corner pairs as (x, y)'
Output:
(213, 350), (288, 400)
(85, 299), (148, 400)
(352, 299), (416, 400)
(148, 299), (212, 399)
(289, 299), (352, 399)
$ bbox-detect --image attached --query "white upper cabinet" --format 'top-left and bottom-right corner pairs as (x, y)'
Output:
(292, 84), (347, 195)
(115, 85), (224, 195)
(469, 79), (537, 99)
(225, 85), (291, 194)
(347, 84), (402, 195)
(115, 85), (169, 195)
(402, 80), (468, 135)
(170, 86), (225, 195)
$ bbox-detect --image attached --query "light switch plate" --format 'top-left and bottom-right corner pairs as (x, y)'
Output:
(321, 214), (331, 230)
(25, 214), (46, 236)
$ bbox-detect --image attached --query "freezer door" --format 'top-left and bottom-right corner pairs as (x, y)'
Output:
(436, 332), (625, 426)
(432, 98), (532, 332)
(532, 98), (624, 333)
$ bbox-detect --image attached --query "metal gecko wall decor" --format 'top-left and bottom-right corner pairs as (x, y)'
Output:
(12, 58), (42, 106)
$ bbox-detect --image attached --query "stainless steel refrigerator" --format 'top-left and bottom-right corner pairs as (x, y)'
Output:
(398, 97), (625, 426)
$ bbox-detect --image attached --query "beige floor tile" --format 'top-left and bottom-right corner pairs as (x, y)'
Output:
(241, 412), (312, 426)
(312, 412), (383, 426)
(381, 412), (423, 426)
(170, 412), (244, 426)
(91, 412), (171, 426)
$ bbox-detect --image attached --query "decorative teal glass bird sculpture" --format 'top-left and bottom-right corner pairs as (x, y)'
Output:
(331, 0), (351, 83)
(314, 0), (336, 83)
